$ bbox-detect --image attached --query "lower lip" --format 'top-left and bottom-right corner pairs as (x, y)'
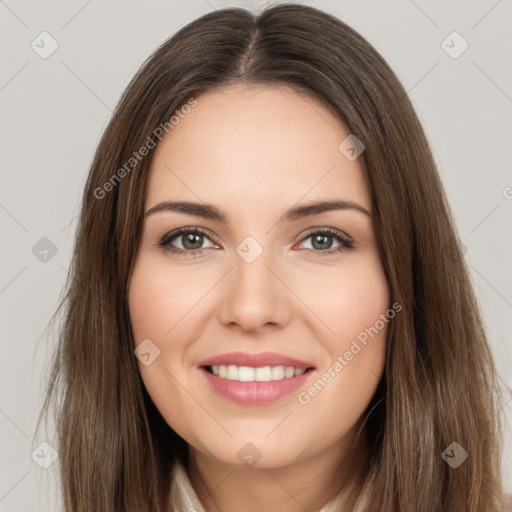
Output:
(199, 367), (315, 405)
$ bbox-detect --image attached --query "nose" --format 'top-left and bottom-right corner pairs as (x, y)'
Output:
(218, 245), (292, 332)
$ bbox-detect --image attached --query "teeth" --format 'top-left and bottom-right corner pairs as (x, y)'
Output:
(284, 366), (295, 378)
(271, 366), (285, 380)
(227, 365), (238, 380)
(255, 366), (272, 381)
(238, 366), (255, 382)
(208, 364), (309, 382)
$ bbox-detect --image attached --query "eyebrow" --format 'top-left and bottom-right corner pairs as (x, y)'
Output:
(145, 199), (371, 223)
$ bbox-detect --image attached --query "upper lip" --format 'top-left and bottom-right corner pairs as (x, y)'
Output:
(198, 351), (315, 369)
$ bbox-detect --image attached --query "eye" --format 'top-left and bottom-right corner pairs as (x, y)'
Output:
(297, 228), (354, 255)
(158, 227), (216, 257)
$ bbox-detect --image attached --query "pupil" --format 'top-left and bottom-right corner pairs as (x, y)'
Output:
(184, 233), (202, 249)
(312, 234), (332, 250)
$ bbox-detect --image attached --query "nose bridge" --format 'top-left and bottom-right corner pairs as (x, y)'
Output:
(235, 242), (272, 290)
(233, 236), (277, 303)
(219, 235), (290, 329)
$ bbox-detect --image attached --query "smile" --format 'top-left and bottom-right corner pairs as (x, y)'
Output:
(197, 351), (316, 404)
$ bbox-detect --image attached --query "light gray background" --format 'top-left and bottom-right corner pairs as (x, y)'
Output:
(1, 0), (511, 510)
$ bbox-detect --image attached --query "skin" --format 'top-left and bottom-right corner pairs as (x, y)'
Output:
(128, 84), (390, 512)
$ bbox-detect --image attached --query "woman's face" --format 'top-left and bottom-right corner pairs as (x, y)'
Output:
(128, 84), (390, 469)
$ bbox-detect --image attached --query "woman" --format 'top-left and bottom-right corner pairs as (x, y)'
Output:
(36, 4), (510, 511)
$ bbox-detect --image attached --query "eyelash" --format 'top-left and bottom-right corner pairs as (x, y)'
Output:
(157, 227), (355, 258)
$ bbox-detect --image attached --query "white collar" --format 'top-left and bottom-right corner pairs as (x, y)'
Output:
(170, 458), (206, 512)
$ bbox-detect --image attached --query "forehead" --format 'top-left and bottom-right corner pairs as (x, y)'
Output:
(145, 84), (371, 217)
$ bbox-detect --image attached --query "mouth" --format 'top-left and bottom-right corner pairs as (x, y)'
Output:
(197, 352), (317, 405)
(202, 364), (315, 382)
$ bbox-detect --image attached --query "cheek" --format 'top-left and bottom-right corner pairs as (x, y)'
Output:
(128, 258), (195, 403)
(303, 256), (389, 405)
(307, 256), (390, 344)
(315, 307), (388, 419)
(128, 257), (208, 345)
(128, 258), (206, 438)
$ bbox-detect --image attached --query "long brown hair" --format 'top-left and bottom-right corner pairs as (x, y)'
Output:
(36, 4), (508, 511)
